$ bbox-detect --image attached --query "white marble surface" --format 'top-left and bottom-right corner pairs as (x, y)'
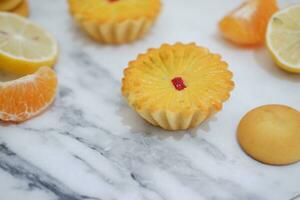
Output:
(0, 0), (300, 199)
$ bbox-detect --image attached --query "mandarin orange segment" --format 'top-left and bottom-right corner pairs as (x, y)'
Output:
(0, 66), (57, 122)
(219, 0), (278, 46)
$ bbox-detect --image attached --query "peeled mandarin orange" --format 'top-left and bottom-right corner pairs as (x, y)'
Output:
(0, 66), (57, 122)
(219, 0), (278, 46)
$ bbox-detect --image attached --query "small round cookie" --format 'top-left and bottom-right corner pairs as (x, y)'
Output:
(0, 0), (22, 11)
(10, 0), (29, 17)
(237, 105), (300, 165)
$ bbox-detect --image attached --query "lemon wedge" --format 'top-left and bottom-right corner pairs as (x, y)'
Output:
(0, 12), (58, 75)
(266, 5), (300, 73)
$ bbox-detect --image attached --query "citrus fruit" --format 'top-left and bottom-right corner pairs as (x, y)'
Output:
(266, 5), (300, 73)
(10, 0), (29, 17)
(0, 12), (58, 75)
(219, 0), (278, 46)
(238, 105), (300, 165)
(0, 66), (57, 122)
(0, 0), (22, 11)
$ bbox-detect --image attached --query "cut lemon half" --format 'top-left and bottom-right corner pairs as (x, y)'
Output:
(266, 5), (300, 73)
(0, 12), (58, 75)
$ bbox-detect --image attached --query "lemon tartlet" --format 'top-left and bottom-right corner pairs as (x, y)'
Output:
(68, 0), (161, 44)
(122, 43), (234, 130)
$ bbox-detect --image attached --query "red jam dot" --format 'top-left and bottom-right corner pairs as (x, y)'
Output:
(108, 0), (118, 2)
(171, 77), (186, 91)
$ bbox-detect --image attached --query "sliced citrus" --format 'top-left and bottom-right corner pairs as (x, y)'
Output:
(0, 12), (58, 75)
(10, 0), (29, 17)
(0, 66), (57, 122)
(219, 0), (278, 46)
(266, 5), (300, 73)
(0, 0), (22, 11)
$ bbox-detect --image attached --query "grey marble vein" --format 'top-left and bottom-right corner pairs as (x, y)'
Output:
(0, 144), (101, 200)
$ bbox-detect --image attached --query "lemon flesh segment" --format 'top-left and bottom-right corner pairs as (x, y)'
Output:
(266, 5), (300, 73)
(0, 12), (58, 75)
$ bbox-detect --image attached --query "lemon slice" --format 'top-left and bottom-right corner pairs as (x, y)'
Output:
(266, 5), (300, 73)
(0, 12), (58, 75)
(0, 0), (22, 11)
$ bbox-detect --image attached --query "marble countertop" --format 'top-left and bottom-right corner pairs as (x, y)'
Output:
(1, 0), (300, 199)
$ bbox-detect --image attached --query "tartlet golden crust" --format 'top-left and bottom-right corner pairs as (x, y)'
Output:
(68, 0), (161, 44)
(122, 43), (234, 130)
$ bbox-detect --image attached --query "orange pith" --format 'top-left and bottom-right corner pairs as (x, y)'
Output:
(219, 0), (278, 46)
(0, 66), (57, 122)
